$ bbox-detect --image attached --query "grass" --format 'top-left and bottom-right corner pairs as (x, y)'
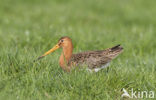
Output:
(0, 0), (156, 99)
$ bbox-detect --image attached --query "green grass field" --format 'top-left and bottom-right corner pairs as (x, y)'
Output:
(0, 0), (156, 99)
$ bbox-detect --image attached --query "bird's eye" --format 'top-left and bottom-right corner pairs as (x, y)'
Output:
(61, 40), (64, 42)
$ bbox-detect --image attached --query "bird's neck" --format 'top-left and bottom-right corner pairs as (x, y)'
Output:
(59, 44), (73, 70)
(62, 46), (73, 61)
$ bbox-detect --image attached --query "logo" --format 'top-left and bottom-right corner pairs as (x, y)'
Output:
(122, 88), (155, 99)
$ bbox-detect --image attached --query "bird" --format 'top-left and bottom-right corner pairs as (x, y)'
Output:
(36, 36), (123, 72)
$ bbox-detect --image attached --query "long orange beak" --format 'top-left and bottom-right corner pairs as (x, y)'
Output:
(36, 43), (60, 61)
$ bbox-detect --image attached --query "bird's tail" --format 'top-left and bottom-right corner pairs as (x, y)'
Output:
(108, 44), (123, 59)
(111, 44), (123, 52)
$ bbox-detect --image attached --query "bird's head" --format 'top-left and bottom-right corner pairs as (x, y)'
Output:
(36, 36), (73, 61)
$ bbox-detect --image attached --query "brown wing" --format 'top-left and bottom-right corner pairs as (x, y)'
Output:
(69, 45), (123, 69)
